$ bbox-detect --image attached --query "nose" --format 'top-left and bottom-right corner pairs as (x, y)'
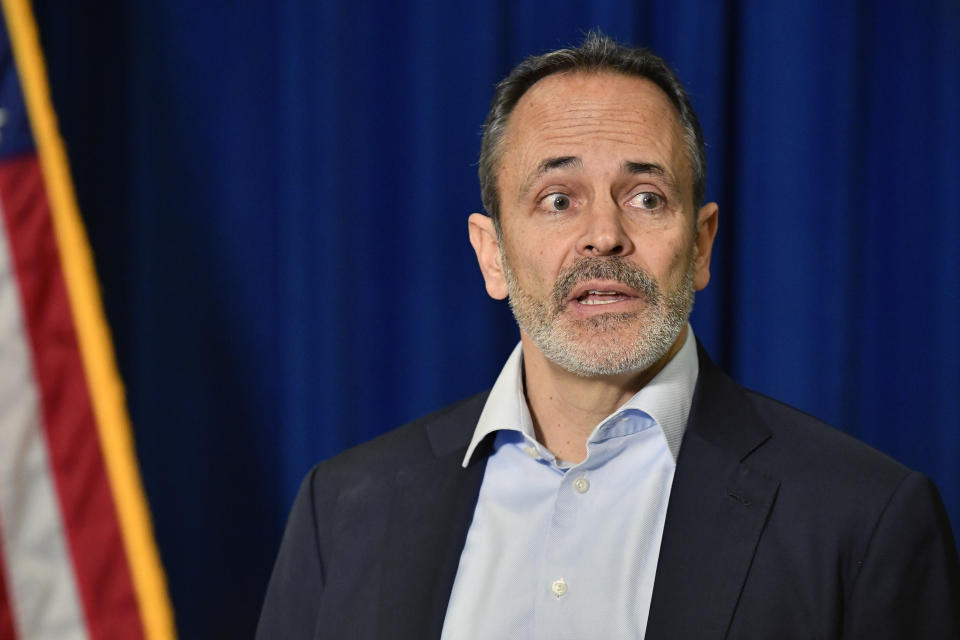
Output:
(577, 199), (634, 256)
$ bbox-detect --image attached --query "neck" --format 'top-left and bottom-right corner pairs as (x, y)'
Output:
(521, 325), (688, 464)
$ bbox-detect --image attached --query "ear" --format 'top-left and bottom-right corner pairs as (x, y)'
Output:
(468, 213), (508, 300)
(692, 202), (719, 291)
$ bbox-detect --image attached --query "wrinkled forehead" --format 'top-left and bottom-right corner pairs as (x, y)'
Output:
(512, 71), (681, 129)
(498, 71), (693, 199)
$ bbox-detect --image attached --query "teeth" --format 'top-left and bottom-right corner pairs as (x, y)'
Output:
(575, 290), (626, 305)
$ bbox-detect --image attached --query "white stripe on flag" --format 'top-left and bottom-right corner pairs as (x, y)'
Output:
(0, 201), (89, 639)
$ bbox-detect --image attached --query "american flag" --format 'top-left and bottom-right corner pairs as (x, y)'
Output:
(0, 1), (174, 638)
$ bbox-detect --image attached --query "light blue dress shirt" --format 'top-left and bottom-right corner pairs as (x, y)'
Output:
(440, 328), (699, 640)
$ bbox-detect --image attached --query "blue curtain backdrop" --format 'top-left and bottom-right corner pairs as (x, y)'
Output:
(31, 1), (959, 637)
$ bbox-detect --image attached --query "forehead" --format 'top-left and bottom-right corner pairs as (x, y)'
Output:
(498, 71), (690, 192)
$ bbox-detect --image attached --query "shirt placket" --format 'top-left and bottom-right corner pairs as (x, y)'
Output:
(531, 457), (596, 640)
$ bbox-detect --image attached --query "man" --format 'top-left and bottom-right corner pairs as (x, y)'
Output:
(257, 33), (960, 639)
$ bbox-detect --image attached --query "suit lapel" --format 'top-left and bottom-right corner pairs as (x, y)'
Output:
(376, 396), (491, 640)
(646, 346), (780, 639)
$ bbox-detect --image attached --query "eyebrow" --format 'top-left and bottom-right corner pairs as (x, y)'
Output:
(519, 156), (582, 196)
(624, 161), (679, 194)
(517, 157), (680, 198)
(623, 161), (665, 176)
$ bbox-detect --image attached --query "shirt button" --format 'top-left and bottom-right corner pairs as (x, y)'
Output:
(524, 446), (539, 459)
(551, 578), (568, 598)
(573, 476), (590, 494)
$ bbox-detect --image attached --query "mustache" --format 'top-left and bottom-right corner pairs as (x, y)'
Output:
(552, 257), (661, 310)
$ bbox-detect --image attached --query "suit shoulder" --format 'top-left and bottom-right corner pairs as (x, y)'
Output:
(743, 388), (911, 491)
(310, 391), (489, 481)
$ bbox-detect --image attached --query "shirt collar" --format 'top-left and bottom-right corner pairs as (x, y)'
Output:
(462, 325), (699, 467)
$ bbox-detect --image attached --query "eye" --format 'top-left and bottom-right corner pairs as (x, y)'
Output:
(540, 193), (572, 212)
(629, 192), (664, 210)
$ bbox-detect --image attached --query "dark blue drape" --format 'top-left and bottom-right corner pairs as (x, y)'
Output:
(33, 1), (959, 637)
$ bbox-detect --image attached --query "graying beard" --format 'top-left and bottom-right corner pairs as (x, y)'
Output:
(504, 253), (694, 377)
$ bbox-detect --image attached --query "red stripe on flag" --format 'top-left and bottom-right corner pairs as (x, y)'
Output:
(0, 153), (144, 640)
(0, 531), (18, 640)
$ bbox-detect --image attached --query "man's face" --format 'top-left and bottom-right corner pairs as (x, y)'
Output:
(470, 71), (718, 377)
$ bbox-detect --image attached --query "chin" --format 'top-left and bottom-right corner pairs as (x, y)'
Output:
(539, 315), (681, 377)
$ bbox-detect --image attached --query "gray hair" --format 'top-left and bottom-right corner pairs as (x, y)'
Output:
(478, 31), (707, 235)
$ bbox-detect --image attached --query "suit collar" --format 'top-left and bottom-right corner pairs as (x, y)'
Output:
(425, 391), (489, 457)
(687, 341), (772, 460)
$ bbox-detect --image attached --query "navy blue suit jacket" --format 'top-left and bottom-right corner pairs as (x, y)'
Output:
(257, 346), (960, 638)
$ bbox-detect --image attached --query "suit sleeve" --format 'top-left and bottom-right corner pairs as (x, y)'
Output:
(256, 466), (326, 640)
(844, 471), (960, 639)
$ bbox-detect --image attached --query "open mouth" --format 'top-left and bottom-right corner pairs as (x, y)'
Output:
(575, 290), (633, 306)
